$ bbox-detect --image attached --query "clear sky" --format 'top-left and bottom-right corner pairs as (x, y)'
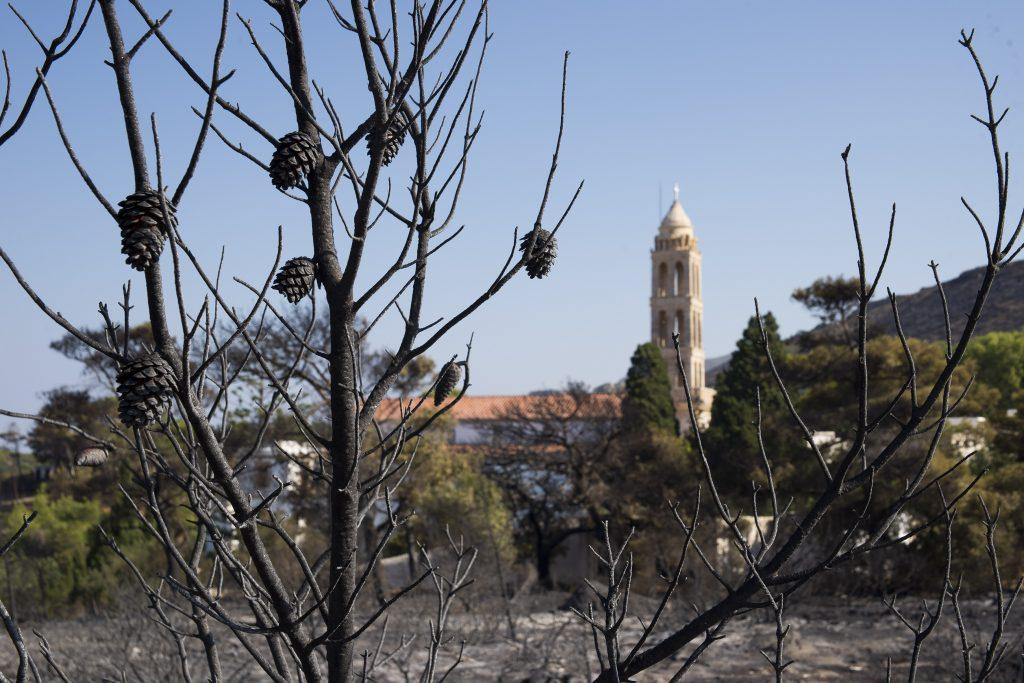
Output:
(2, 1), (1023, 414)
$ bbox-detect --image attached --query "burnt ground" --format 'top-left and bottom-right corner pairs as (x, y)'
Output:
(3, 595), (1022, 681)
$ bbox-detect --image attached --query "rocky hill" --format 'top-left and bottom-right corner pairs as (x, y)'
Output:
(865, 260), (1024, 342)
(707, 261), (1024, 387)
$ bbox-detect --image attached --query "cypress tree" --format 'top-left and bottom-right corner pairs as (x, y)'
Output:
(622, 342), (678, 436)
(705, 312), (790, 494)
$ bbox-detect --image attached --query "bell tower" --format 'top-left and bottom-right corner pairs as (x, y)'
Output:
(650, 183), (714, 429)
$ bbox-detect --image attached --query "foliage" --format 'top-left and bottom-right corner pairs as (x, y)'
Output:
(27, 388), (116, 470)
(621, 343), (677, 436)
(0, 426), (36, 477)
(973, 464), (1024, 576)
(966, 328), (1024, 411)
(790, 335), (993, 434)
(704, 312), (799, 497)
(701, 304), (1020, 592)
(400, 418), (513, 560)
(1, 490), (161, 618)
(722, 318), (1015, 591)
(3, 493), (104, 616)
(792, 275), (860, 345)
(986, 409), (1024, 464)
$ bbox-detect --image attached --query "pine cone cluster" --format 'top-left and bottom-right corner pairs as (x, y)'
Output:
(116, 352), (176, 428)
(434, 361), (462, 406)
(273, 257), (317, 303)
(520, 227), (558, 279)
(269, 132), (323, 190)
(118, 189), (177, 271)
(366, 110), (409, 166)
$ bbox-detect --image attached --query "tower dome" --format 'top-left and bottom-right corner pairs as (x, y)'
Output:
(658, 184), (694, 237)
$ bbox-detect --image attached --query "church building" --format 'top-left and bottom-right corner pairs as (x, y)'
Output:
(380, 182), (714, 437)
(651, 184), (715, 429)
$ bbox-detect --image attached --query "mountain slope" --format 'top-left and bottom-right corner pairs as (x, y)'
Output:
(865, 260), (1024, 341)
(707, 261), (1024, 387)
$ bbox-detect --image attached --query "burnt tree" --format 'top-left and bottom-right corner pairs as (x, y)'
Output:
(0, 1), (578, 680)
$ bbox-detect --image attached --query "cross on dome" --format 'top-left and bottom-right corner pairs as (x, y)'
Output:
(659, 181), (693, 236)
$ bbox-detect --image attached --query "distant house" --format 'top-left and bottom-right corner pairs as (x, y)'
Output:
(228, 440), (320, 546)
(240, 440), (319, 500)
(946, 416), (990, 458)
(376, 392), (623, 446)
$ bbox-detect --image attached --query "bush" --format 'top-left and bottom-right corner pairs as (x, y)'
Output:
(3, 491), (105, 617)
(404, 430), (514, 560)
(2, 488), (164, 618)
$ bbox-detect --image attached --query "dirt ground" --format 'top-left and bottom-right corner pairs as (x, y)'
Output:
(4, 595), (1022, 681)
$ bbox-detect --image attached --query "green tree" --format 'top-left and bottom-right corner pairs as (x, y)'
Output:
(27, 388), (116, 471)
(786, 334), (995, 448)
(3, 489), (169, 617)
(792, 275), (860, 346)
(780, 334), (1005, 591)
(967, 329), (1024, 411)
(404, 427), (513, 559)
(621, 343), (677, 436)
(973, 464), (1024, 580)
(607, 347), (698, 586)
(704, 312), (799, 497)
(961, 329), (1024, 469)
(3, 492), (105, 617)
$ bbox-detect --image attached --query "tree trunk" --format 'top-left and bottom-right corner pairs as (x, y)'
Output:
(268, 2), (357, 677)
(537, 541), (554, 591)
(327, 318), (360, 682)
(362, 518), (388, 606)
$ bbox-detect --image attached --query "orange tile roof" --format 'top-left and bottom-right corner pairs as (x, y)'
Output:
(375, 392), (622, 423)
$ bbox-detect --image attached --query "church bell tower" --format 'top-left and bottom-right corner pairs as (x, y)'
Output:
(650, 184), (714, 429)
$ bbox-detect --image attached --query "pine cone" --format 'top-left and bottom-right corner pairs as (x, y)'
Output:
(269, 132), (323, 190)
(520, 227), (558, 279)
(116, 352), (176, 428)
(434, 361), (462, 406)
(118, 189), (177, 271)
(272, 257), (317, 304)
(366, 110), (409, 166)
(74, 447), (109, 467)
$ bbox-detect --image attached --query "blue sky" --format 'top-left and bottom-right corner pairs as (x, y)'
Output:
(2, 1), (1023, 414)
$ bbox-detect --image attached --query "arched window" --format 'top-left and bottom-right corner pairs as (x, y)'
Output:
(675, 310), (686, 345)
(657, 263), (669, 297)
(657, 311), (668, 348)
(675, 262), (685, 297)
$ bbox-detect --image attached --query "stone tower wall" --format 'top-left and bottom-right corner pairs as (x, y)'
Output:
(650, 204), (714, 428)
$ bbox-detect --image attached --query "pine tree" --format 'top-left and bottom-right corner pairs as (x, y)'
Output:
(621, 342), (677, 436)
